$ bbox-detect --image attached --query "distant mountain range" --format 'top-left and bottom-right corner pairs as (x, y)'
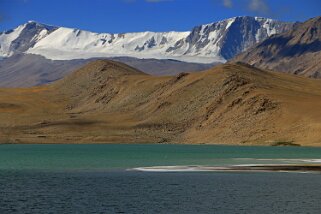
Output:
(233, 16), (321, 78)
(0, 54), (214, 87)
(0, 16), (293, 63)
(3, 15), (321, 89)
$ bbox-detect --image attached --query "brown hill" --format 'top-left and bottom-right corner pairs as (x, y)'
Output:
(1, 60), (321, 146)
(232, 16), (321, 78)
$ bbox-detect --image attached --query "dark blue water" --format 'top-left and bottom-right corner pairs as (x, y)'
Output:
(0, 144), (320, 213)
(0, 170), (320, 214)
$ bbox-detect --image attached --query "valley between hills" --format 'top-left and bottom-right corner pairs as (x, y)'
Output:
(1, 60), (321, 146)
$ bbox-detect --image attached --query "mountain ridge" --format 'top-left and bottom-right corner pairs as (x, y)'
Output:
(0, 16), (293, 63)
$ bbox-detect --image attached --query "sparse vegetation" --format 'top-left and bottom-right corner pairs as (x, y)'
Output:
(0, 60), (320, 146)
(271, 141), (301, 147)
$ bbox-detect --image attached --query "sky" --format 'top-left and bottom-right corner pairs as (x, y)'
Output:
(0, 0), (320, 33)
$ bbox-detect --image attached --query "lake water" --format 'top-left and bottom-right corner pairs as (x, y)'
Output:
(0, 144), (320, 213)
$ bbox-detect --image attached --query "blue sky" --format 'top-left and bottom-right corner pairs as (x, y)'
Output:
(0, 0), (320, 33)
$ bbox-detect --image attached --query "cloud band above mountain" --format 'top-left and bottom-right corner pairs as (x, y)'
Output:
(222, 0), (271, 16)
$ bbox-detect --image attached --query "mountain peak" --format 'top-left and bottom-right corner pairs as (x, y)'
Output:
(24, 20), (56, 28)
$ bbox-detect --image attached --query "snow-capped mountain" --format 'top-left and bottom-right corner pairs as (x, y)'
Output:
(0, 21), (57, 57)
(0, 17), (293, 63)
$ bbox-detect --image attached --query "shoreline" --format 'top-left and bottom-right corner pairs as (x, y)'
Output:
(131, 164), (321, 173)
(1, 142), (321, 148)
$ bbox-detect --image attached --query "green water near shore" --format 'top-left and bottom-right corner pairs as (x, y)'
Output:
(0, 144), (320, 171)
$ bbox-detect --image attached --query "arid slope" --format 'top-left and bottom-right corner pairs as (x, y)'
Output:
(1, 60), (321, 146)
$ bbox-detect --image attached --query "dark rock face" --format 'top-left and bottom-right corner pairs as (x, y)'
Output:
(166, 39), (185, 53)
(219, 17), (262, 59)
(146, 37), (156, 48)
(10, 21), (57, 53)
(165, 16), (292, 59)
(135, 37), (157, 51)
(160, 36), (168, 45)
(232, 16), (321, 78)
(219, 17), (293, 59)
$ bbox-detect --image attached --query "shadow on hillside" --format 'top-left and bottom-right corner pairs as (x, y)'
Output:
(257, 36), (321, 58)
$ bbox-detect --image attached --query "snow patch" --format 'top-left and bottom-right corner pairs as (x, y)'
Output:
(0, 24), (26, 57)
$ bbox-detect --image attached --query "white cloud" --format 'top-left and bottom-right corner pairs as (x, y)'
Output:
(223, 0), (233, 8)
(248, 0), (270, 15)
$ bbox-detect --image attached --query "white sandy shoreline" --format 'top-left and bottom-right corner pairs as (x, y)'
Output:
(130, 164), (321, 173)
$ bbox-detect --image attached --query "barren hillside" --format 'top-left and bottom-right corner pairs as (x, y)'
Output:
(1, 60), (321, 146)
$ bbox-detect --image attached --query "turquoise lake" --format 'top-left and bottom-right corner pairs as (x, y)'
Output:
(0, 144), (320, 171)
